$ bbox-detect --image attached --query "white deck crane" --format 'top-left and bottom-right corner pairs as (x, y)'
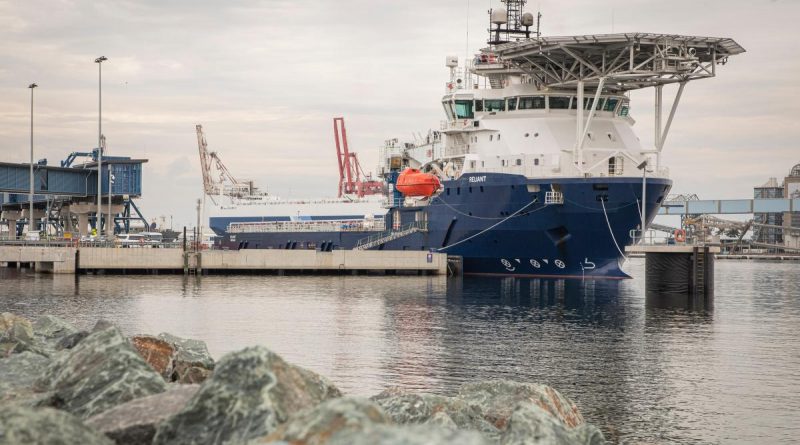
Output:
(196, 124), (261, 203)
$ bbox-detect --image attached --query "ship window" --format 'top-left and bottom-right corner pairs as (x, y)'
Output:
(619, 105), (630, 116)
(519, 96), (545, 110)
(604, 98), (619, 112)
(455, 100), (474, 119)
(534, 158), (539, 166)
(446, 188), (450, 195)
(549, 96), (570, 109)
(475, 100), (484, 112)
(480, 186), (484, 192)
(497, 134), (501, 141)
(583, 97), (604, 110)
(608, 156), (624, 175)
(484, 99), (505, 112)
(506, 97), (517, 111)
(489, 135), (493, 141)
(457, 187), (461, 195)
(515, 159), (522, 166)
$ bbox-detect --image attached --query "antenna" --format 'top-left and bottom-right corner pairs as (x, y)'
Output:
(487, 0), (538, 46)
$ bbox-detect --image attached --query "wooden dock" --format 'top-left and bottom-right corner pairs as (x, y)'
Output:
(0, 246), (451, 276)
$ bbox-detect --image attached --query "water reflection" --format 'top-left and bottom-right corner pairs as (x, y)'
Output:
(1, 262), (799, 444)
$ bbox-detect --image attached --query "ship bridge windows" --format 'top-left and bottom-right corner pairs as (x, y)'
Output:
(604, 98), (620, 112)
(483, 99), (505, 112)
(506, 97), (517, 111)
(519, 96), (546, 110)
(549, 96), (571, 109)
(454, 100), (474, 119)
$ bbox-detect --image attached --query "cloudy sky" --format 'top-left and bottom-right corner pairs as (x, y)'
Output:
(1, 0), (798, 228)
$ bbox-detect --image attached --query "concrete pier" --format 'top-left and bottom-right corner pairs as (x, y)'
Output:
(0, 246), (450, 275)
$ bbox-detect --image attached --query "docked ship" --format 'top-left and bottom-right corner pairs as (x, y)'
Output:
(204, 1), (743, 278)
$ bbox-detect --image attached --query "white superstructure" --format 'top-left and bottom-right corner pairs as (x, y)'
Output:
(378, 24), (744, 186)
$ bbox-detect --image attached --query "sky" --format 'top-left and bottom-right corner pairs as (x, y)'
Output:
(1, 0), (798, 228)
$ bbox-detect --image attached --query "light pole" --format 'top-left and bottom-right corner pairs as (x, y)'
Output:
(28, 83), (38, 237)
(95, 56), (107, 236)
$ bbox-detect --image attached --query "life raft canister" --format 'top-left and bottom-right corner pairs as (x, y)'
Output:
(396, 168), (440, 197)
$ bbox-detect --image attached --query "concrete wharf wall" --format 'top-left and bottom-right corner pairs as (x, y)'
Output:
(0, 246), (449, 275)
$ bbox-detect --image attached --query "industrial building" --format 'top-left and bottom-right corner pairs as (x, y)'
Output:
(0, 150), (147, 239)
(752, 163), (800, 252)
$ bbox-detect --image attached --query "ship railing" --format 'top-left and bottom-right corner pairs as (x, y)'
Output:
(354, 221), (428, 250)
(228, 219), (386, 234)
(545, 191), (564, 205)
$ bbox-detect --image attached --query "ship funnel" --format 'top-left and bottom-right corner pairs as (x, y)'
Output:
(491, 8), (508, 24)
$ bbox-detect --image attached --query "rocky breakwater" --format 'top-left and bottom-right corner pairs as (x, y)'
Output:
(0, 312), (606, 445)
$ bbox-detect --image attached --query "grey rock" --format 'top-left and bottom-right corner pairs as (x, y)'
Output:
(371, 387), (499, 438)
(328, 424), (492, 445)
(0, 405), (113, 445)
(35, 326), (168, 419)
(499, 403), (605, 445)
(85, 384), (200, 445)
(427, 410), (459, 430)
(56, 331), (90, 350)
(153, 345), (341, 445)
(33, 315), (79, 341)
(0, 312), (43, 357)
(32, 315), (85, 355)
(158, 332), (215, 383)
(256, 397), (389, 444)
(458, 380), (585, 430)
(92, 319), (115, 332)
(0, 351), (52, 405)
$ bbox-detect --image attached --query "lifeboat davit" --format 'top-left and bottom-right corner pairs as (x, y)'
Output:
(396, 168), (440, 197)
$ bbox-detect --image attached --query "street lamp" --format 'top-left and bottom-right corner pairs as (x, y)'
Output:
(94, 56), (107, 236)
(28, 83), (38, 236)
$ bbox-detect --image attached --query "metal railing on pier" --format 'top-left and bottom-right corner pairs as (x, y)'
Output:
(355, 221), (428, 250)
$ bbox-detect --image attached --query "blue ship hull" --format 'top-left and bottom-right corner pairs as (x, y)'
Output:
(212, 174), (672, 278)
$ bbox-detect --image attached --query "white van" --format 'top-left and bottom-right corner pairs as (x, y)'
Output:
(114, 233), (146, 248)
(140, 232), (163, 247)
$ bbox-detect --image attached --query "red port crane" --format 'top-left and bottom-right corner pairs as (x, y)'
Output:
(333, 117), (384, 198)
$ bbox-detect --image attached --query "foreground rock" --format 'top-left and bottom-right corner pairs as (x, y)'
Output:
(458, 380), (585, 430)
(0, 351), (52, 406)
(0, 406), (113, 445)
(371, 387), (499, 438)
(131, 335), (176, 380)
(158, 333), (215, 383)
(86, 385), (200, 445)
(328, 424), (492, 445)
(35, 326), (168, 419)
(258, 397), (389, 444)
(153, 346), (341, 444)
(499, 403), (605, 445)
(0, 312), (42, 357)
(33, 315), (79, 343)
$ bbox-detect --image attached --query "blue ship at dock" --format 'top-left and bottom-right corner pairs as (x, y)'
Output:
(215, 174), (671, 278)
(207, 6), (741, 280)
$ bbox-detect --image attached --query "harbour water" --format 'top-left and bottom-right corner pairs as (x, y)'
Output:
(1, 259), (799, 444)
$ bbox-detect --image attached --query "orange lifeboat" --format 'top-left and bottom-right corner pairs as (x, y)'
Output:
(396, 168), (440, 197)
